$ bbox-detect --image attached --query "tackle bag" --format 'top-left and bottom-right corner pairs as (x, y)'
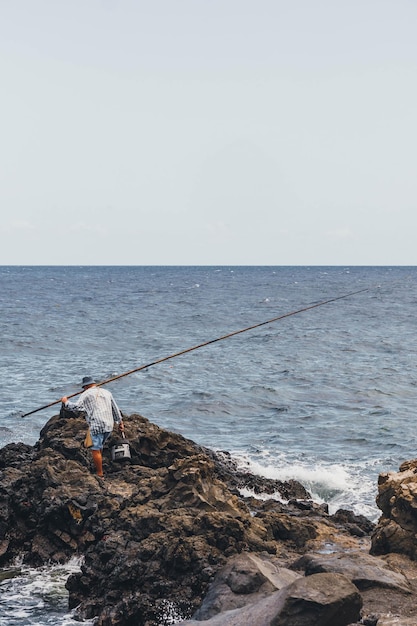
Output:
(84, 429), (93, 448)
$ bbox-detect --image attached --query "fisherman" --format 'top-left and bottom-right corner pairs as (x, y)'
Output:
(61, 376), (124, 478)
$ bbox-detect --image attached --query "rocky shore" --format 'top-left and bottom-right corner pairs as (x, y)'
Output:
(1, 412), (417, 625)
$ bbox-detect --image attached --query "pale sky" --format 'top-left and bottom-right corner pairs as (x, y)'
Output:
(1, 0), (416, 265)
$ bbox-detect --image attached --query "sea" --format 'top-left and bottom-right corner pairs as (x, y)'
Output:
(1, 265), (416, 624)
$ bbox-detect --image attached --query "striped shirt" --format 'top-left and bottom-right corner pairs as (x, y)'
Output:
(66, 386), (122, 435)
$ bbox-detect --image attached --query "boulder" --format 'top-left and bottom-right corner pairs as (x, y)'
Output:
(292, 551), (411, 592)
(192, 552), (301, 620)
(178, 572), (362, 626)
(371, 461), (417, 559)
(330, 509), (376, 538)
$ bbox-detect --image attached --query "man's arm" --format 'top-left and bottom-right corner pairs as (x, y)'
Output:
(111, 397), (124, 430)
(61, 396), (82, 409)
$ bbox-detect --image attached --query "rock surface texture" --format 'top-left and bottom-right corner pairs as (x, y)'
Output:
(1, 413), (417, 625)
(179, 572), (363, 626)
(372, 459), (417, 560)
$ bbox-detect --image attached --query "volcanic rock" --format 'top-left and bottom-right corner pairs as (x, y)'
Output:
(178, 572), (363, 626)
(371, 460), (417, 559)
(292, 551), (411, 592)
(191, 552), (301, 620)
(1, 412), (416, 625)
(0, 412), (320, 623)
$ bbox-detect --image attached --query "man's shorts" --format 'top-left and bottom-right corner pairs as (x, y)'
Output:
(91, 431), (111, 451)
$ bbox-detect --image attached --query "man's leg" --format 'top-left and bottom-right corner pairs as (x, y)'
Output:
(91, 449), (104, 477)
(89, 432), (110, 477)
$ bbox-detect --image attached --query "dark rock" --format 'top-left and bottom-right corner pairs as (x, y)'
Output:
(0, 442), (34, 469)
(289, 499), (330, 515)
(0, 412), (379, 625)
(255, 510), (318, 548)
(178, 572), (363, 626)
(371, 461), (417, 559)
(192, 552), (301, 620)
(292, 551), (411, 592)
(331, 509), (376, 537)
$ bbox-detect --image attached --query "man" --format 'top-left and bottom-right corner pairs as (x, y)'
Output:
(61, 376), (124, 478)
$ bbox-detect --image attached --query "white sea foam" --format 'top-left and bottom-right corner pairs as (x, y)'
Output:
(231, 453), (380, 521)
(157, 599), (186, 624)
(238, 486), (288, 503)
(0, 557), (94, 626)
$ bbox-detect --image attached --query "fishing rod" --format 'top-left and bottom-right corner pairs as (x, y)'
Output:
(21, 287), (369, 418)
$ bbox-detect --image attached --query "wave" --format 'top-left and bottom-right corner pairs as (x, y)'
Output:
(230, 453), (381, 522)
(0, 558), (94, 626)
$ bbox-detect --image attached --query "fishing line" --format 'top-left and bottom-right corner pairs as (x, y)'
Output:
(21, 287), (370, 418)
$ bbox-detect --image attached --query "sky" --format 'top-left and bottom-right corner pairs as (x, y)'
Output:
(1, 0), (416, 265)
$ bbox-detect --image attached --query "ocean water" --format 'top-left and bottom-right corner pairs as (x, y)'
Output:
(1, 265), (417, 624)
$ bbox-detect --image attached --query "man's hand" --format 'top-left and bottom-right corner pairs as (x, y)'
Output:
(118, 421), (124, 431)
(61, 397), (68, 404)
